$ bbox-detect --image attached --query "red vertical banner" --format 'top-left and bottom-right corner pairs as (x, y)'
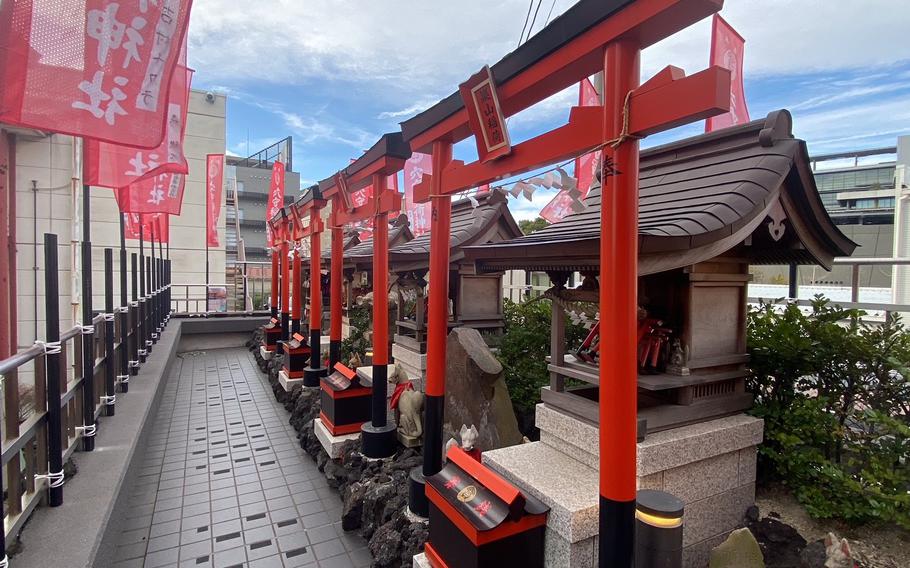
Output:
(206, 154), (224, 247)
(84, 49), (194, 188)
(705, 14), (749, 132)
(404, 152), (433, 236)
(575, 78), (601, 197)
(0, 0), (194, 147)
(459, 65), (511, 163)
(539, 77), (600, 223)
(116, 171), (185, 215)
(266, 161), (286, 247)
(124, 212), (169, 242)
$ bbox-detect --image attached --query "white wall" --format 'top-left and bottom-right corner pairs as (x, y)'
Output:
(11, 90), (227, 350)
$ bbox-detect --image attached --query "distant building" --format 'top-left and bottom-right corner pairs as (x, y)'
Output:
(755, 139), (906, 288)
(225, 138), (300, 262)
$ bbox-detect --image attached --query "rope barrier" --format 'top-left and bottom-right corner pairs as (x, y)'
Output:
(129, 360), (140, 368)
(138, 349), (147, 356)
(100, 394), (116, 406)
(35, 470), (64, 488)
(102, 312), (115, 322)
(117, 374), (129, 384)
(79, 324), (95, 335)
(34, 340), (62, 355)
(76, 424), (97, 437)
(116, 306), (129, 313)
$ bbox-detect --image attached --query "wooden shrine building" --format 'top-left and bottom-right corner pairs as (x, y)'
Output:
(466, 110), (856, 565)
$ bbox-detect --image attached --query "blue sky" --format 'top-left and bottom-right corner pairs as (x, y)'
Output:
(187, 0), (910, 220)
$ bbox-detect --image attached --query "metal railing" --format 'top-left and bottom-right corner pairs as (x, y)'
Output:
(0, 234), (172, 556)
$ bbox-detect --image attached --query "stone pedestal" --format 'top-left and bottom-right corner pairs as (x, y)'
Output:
(278, 369), (304, 392)
(314, 417), (360, 459)
(481, 403), (762, 568)
(259, 345), (274, 360)
(412, 552), (431, 568)
(392, 342), (426, 390)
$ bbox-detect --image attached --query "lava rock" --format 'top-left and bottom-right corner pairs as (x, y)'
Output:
(748, 517), (806, 568)
(341, 482), (367, 531)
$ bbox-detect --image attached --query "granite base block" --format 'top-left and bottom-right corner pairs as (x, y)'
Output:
(259, 345), (273, 360)
(314, 417), (361, 459)
(412, 552), (431, 568)
(278, 369), (303, 392)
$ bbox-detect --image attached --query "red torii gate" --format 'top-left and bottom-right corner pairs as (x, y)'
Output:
(267, 209), (292, 346)
(319, 133), (412, 458)
(400, 0), (730, 563)
(290, 187), (329, 385)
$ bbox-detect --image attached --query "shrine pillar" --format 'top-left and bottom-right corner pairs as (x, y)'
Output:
(304, 207), (327, 384)
(599, 38), (641, 566)
(329, 212), (343, 368)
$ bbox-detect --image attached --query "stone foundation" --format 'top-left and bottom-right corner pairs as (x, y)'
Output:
(314, 416), (361, 459)
(482, 403), (762, 568)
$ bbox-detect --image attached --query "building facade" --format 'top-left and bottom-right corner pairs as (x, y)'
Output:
(225, 139), (301, 262)
(754, 140), (905, 288)
(4, 89), (227, 350)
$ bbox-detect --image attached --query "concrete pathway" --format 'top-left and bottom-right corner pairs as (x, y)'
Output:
(111, 347), (369, 568)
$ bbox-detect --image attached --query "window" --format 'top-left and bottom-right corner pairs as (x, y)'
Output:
(854, 199), (876, 209)
(878, 197), (895, 208)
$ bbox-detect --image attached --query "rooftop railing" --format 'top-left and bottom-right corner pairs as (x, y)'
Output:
(0, 234), (173, 558)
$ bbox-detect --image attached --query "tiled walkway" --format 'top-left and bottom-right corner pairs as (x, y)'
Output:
(112, 348), (370, 568)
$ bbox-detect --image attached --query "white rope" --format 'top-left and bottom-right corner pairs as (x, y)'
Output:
(139, 298), (147, 303)
(138, 349), (147, 356)
(130, 301), (139, 308)
(0, 553), (9, 567)
(116, 306), (129, 313)
(79, 324), (95, 335)
(145, 340), (153, 346)
(117, 374), (129, 384)
(76, 424), (97, 437)
(35, 470), (64, 488)
(129, 360), (139, 368)
(152, 333), (159, 339)
(35, 340), (62, 355)
(100, 394), (116, 406)
(102, 312), (115, 322)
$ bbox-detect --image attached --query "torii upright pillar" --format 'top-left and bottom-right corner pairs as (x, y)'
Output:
(324, 133), (410, 458)
(298, 188), (328, 386)
(328, 199), (344, 369)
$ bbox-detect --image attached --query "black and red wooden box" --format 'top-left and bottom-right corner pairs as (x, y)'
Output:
(263, 318), (281, 351)
(319, 363), (372, 436)
(281, 332), (312, 377)
(424, 446), (549, 568)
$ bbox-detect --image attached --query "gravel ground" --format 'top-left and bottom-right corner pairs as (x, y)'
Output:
(755, 484), (910, 568)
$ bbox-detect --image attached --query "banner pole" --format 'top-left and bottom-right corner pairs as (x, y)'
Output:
(206, 177), (210, 313)
(80, 181), (95, 452)
(118, 214), (129, 393)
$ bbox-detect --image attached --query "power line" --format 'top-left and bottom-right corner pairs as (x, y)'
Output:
(524, 0), (543, 44)
(543, 0), (558, 27)
(517, 0), (535, 48)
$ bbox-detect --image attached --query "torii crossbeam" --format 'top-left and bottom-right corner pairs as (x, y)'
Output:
(400, 0), (730, 564)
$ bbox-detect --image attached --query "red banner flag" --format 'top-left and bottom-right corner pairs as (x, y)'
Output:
(404, 153), (432, 237)
(266, 161), (285, 247)
(705, 14), (749, 132)
(124, 212), (169, 243)
(0, 0), (194, 148)
(540, 78), (600, 224)
(84, 45), (193, 188)
(116, 171), (185, 215)
(206, 154), (224, 247)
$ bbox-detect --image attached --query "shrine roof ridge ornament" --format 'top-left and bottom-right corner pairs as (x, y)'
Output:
(399, 0), (723, 150)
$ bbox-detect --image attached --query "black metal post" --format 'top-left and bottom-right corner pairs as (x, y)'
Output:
(150, 228), (158, 345)
(788, 263), (798, 299)
(80, 185), (95, 452)
(103, 248), (116, 416)
(139, 228), (147, 363)
(146, 256), (153, 354)
(43, 233), (64, 506)
(130, 252), (139, 376)
(118, 215), (129, 392)
(206, 184), (210, 313)
(158, 237), (165, 326)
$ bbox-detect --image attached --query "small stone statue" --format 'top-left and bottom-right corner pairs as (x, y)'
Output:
(445, 424), (481, 462)
(824, 533), (856, 568)
(348, 352), (363, 369)
(666, 338), (690, 376)
(390, 364), (424, 447)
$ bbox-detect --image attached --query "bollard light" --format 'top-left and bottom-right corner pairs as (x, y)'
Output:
(635, 489), (684, 568)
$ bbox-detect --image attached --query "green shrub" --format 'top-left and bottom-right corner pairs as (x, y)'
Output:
(498, 298), (588, 418)
(748, 297), (910, 528)
(341, 303), (371, 364)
